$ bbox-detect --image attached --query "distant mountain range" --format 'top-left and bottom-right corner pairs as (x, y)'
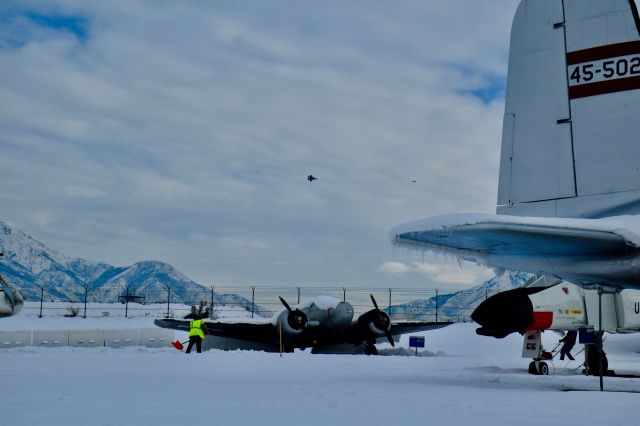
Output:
(0, 221), (531, 320)
(387, 271), (531, 321)
(0, 221), (263, 314)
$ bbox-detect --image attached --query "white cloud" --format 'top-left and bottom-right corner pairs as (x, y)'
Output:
(378, 259), (494, 287)
(0, 0), (518, 288)
(378, 261), (411, 274)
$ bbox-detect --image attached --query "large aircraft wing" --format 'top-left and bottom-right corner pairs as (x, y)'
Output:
(391, 213), (640, 288)
(154, 318), (277, 344)
(388, 321), (452, 336)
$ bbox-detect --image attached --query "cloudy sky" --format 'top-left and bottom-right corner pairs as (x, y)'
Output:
(0, 0), (520, 290)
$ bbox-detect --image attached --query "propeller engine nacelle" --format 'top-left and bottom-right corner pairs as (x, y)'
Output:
(278, 296), (308, 335)
(357, 294), (395, 346)
(357, 309), (392, 338)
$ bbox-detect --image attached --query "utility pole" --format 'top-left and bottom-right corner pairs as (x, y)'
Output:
(342, 287), (346, 302)
(297, 286), (301, 304)
(435, 289), (439, 322)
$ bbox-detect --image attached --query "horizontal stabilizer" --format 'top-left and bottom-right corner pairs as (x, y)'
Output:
(391, 213), (640, 288)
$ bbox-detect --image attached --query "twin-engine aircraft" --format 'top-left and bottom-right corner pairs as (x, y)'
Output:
(391, 0), (640, 291)
(154, 295), (451, 354)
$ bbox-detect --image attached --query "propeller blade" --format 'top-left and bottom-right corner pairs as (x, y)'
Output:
(279, 296), (292, 312)
(385, 330), (395, 347)
(370, 294), (380, 311)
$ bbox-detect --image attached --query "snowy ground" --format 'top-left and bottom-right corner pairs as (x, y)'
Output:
(2, 306), (639, 425)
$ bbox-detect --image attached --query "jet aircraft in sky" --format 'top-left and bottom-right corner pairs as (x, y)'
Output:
(155, 294), (451, 354)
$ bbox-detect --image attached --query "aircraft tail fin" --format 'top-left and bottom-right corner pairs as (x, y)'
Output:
(497, 0), (640, 218)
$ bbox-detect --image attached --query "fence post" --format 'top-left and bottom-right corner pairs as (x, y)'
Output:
(165, 285), (171, 317)
(251, 286), (255, 318)
(39, 284), (44, 318)
(210, 285), (215, 319)
(435, 289), (439, 322)
(125, 286), (129, 318)
(83, 283), (89, 319)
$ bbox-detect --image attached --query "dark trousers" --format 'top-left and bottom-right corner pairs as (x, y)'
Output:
(186, 336), (202, 353)
(560, 344), (575, 360)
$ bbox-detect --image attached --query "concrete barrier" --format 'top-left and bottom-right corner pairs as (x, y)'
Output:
(104, 329), (140, 348)
(33, 330), (68, 347)
(1, 328), (174, 349)
(140, 328), (174, 348)
(69, 329), (105, 347)
(0, 331), (32, 348)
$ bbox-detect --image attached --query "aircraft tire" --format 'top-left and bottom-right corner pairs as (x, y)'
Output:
(528, 361), (539, 375)
(538, 362), (549, 375)
(364, 343), (377, 356)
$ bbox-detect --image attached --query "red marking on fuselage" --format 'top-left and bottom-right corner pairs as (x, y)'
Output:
(526, 311), (553, 331)
(562, 287), (569, 295)
(566, 40), (640, 65)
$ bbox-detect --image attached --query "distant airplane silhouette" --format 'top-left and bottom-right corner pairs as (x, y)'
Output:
(307, 175), (317, 182)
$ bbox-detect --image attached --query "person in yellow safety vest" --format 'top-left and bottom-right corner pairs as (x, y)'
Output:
(186, 318), (207, 354)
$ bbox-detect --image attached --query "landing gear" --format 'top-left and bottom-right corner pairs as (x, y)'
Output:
(584, 344), (610, 376)
(528, 360), (549, 375)
(364, 343), (378, 355)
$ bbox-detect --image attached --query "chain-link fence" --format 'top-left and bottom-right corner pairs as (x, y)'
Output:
(21, 284), (501, 323)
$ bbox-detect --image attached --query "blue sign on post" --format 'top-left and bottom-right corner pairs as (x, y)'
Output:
(409, 336), (425, 355)
(409, 336), (425, 348)
(579, 326), (595, 344)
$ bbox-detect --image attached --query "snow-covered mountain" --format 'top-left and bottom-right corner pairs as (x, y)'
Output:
(387, 271), (532, 321)
(0, 221), (260, 312)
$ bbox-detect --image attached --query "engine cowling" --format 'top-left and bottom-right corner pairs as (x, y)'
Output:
(357, 309), (392, 339)
(279, 308), (308, 335)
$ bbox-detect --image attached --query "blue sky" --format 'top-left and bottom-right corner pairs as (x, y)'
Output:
(0, 0), (520, 290)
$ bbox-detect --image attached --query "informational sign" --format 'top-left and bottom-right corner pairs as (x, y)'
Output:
(579, 326), (595, 345)
(522, 331), (542, 359)
(409, 336), (425, 356)
(409, 336), (425, 348)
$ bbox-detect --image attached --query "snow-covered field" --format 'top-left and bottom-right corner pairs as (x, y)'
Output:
(2, 305), (639, 425)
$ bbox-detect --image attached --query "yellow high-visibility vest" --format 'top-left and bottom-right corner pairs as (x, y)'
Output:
(189, 319), (205, 339)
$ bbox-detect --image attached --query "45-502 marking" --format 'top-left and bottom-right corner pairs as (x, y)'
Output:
(568, 55), (640, 85)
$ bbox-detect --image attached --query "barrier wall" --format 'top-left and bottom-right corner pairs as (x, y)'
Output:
(33, 330), (68, 347)
(0, 331), (31, 348)
(140, 328), (173, 348)
(104, 329), (140, 348)
(69, 329), (105, 347)
(0, 328), (174, 349)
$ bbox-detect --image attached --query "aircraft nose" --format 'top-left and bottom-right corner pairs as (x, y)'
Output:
(0, 277), (24, 317)
(471, 288), (533, 338)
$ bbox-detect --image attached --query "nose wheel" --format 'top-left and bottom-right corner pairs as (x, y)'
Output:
(528, 360), (549, 375)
